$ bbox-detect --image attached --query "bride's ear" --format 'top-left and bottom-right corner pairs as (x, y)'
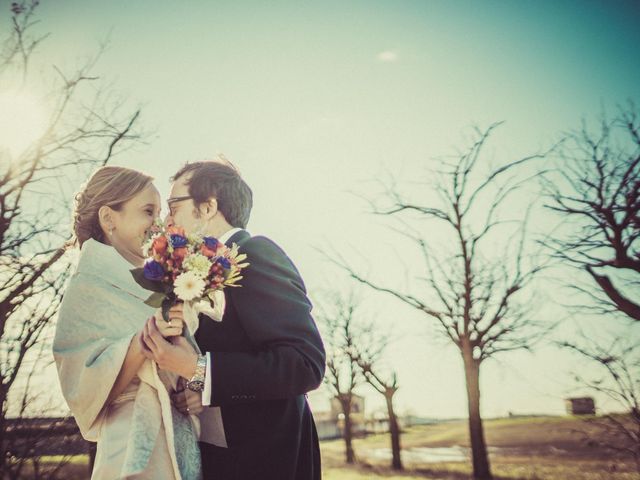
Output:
(98, 205), (115, 235)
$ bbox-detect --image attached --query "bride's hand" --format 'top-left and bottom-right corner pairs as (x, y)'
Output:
(154, 304), (184, 337)
(171, 379), (204, 415)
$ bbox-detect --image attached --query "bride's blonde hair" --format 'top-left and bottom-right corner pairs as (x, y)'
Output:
(71, 166), (154, 247)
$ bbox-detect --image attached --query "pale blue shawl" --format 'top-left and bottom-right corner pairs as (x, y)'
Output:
(53, 239), (201, 479)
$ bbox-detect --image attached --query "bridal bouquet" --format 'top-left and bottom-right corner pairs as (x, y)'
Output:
(131, 220), (249, 325)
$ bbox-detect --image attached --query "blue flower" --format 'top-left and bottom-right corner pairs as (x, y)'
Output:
(216, 257), (231, 269)
(170, 234), (188, 248)
(203, 236), (219, 249)
(143, 260), (165, 281)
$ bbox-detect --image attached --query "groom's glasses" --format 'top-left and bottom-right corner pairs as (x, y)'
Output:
(167, 195), (193, 215)
(167, 195), (193, 205)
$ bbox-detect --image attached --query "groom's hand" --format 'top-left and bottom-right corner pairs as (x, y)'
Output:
(142, 316), (198, 379)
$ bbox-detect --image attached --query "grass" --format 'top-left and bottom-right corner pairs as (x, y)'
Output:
(20, 416), (640, 479)
(320, 416), (639, 480)
(8, 455), (90, 480)
(323, 460), (639, 480)
(35, 455), (89, 465)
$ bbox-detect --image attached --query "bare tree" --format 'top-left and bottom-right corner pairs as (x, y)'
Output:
(563, 338), (640, 473)
(316, 293), (363, 464)
(544, 104), (640, 471)
(543, 103), (639, 320)
(324, 123), (555, 479)
(0, 1), (143, 474)
(351, 324), (403, 470)
(3, 341), (79, 480)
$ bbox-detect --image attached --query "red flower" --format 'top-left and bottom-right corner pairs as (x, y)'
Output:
(172, 247), (188, 268)
(152, 235), (168, 256)
(167, 226), (186, 237)
(200, 244), (216, 258)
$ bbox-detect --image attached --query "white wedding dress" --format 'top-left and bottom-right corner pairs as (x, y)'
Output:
(92, 378), (195, 479)
(53, 239), (202, 480)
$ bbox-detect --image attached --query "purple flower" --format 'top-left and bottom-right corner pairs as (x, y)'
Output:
(203, 236), (219, 249)
(216, 257), (231, 269)
(143, 260), (165, 281)
(170, 234), (188, 248)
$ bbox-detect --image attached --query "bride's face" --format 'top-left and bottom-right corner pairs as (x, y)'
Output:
(108, 183), (161, 261)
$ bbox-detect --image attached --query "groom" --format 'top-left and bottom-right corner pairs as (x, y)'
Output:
(141, 160), (325, 480)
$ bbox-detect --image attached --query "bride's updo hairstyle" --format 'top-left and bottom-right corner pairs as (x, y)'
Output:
(71, 166), (154, 248)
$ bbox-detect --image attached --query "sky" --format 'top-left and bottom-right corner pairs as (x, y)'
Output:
(2, 0), (640, 420)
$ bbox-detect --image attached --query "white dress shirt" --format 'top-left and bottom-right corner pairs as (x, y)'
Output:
(202, 227), (244, 406)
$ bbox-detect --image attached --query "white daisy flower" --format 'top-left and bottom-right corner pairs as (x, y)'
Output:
(174, 271), (206, 301)
(182, 253), (212, 278)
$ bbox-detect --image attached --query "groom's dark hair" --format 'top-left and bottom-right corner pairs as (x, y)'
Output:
(172, 160), (253, 229)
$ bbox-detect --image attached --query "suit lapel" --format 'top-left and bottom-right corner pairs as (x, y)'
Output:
(225, 229), (251, 247)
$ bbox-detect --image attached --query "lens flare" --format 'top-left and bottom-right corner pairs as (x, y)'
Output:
(0, 90), (48, 159)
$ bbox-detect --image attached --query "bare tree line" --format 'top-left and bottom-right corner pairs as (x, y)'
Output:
(316, 106), (639, 479)
(0, 2), (144, 477)
(318, 293), (402, 470)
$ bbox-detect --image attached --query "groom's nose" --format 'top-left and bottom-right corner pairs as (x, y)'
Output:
(164, 213), (174, 227)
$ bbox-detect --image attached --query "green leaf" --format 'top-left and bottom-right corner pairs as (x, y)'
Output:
(131, 268), (165, 293)
(144, 292), (166, 308)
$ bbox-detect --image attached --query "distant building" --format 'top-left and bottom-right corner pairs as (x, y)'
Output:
(330, 394), (365, 419)
(313, 410), (341, 440)
(401, 414), (441, 427)
(565, 397), (596, 415)
(330, 394), (366, 436)
(312, 394), (368, 440)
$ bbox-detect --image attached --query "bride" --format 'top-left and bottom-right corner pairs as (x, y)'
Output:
(53, 166), (201, 479)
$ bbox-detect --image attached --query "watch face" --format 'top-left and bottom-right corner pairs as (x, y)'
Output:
(187, 380), (205, 392)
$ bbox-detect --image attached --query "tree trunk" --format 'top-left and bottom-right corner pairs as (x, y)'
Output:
(462, 349), (492, 480)
(343, 410), (356, 463)
(385, 392), (403, 470)
(341, 399), (356, 464)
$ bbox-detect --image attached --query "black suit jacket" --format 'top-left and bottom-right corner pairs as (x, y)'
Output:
(195, 230), (325, 480)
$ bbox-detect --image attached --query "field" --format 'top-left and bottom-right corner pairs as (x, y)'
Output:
(15, 415), (639, 479)
(321, 416), (638, 479)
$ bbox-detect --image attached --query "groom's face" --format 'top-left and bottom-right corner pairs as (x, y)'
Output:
(166, 173), (201, 234)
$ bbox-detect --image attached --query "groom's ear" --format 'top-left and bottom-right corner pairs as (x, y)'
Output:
(198, 198), (218, 220)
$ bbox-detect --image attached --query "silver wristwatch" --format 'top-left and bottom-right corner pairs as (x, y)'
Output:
(186, 354), (207, 392)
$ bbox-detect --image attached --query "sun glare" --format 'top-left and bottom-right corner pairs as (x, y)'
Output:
(0, 90), (49, 159)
